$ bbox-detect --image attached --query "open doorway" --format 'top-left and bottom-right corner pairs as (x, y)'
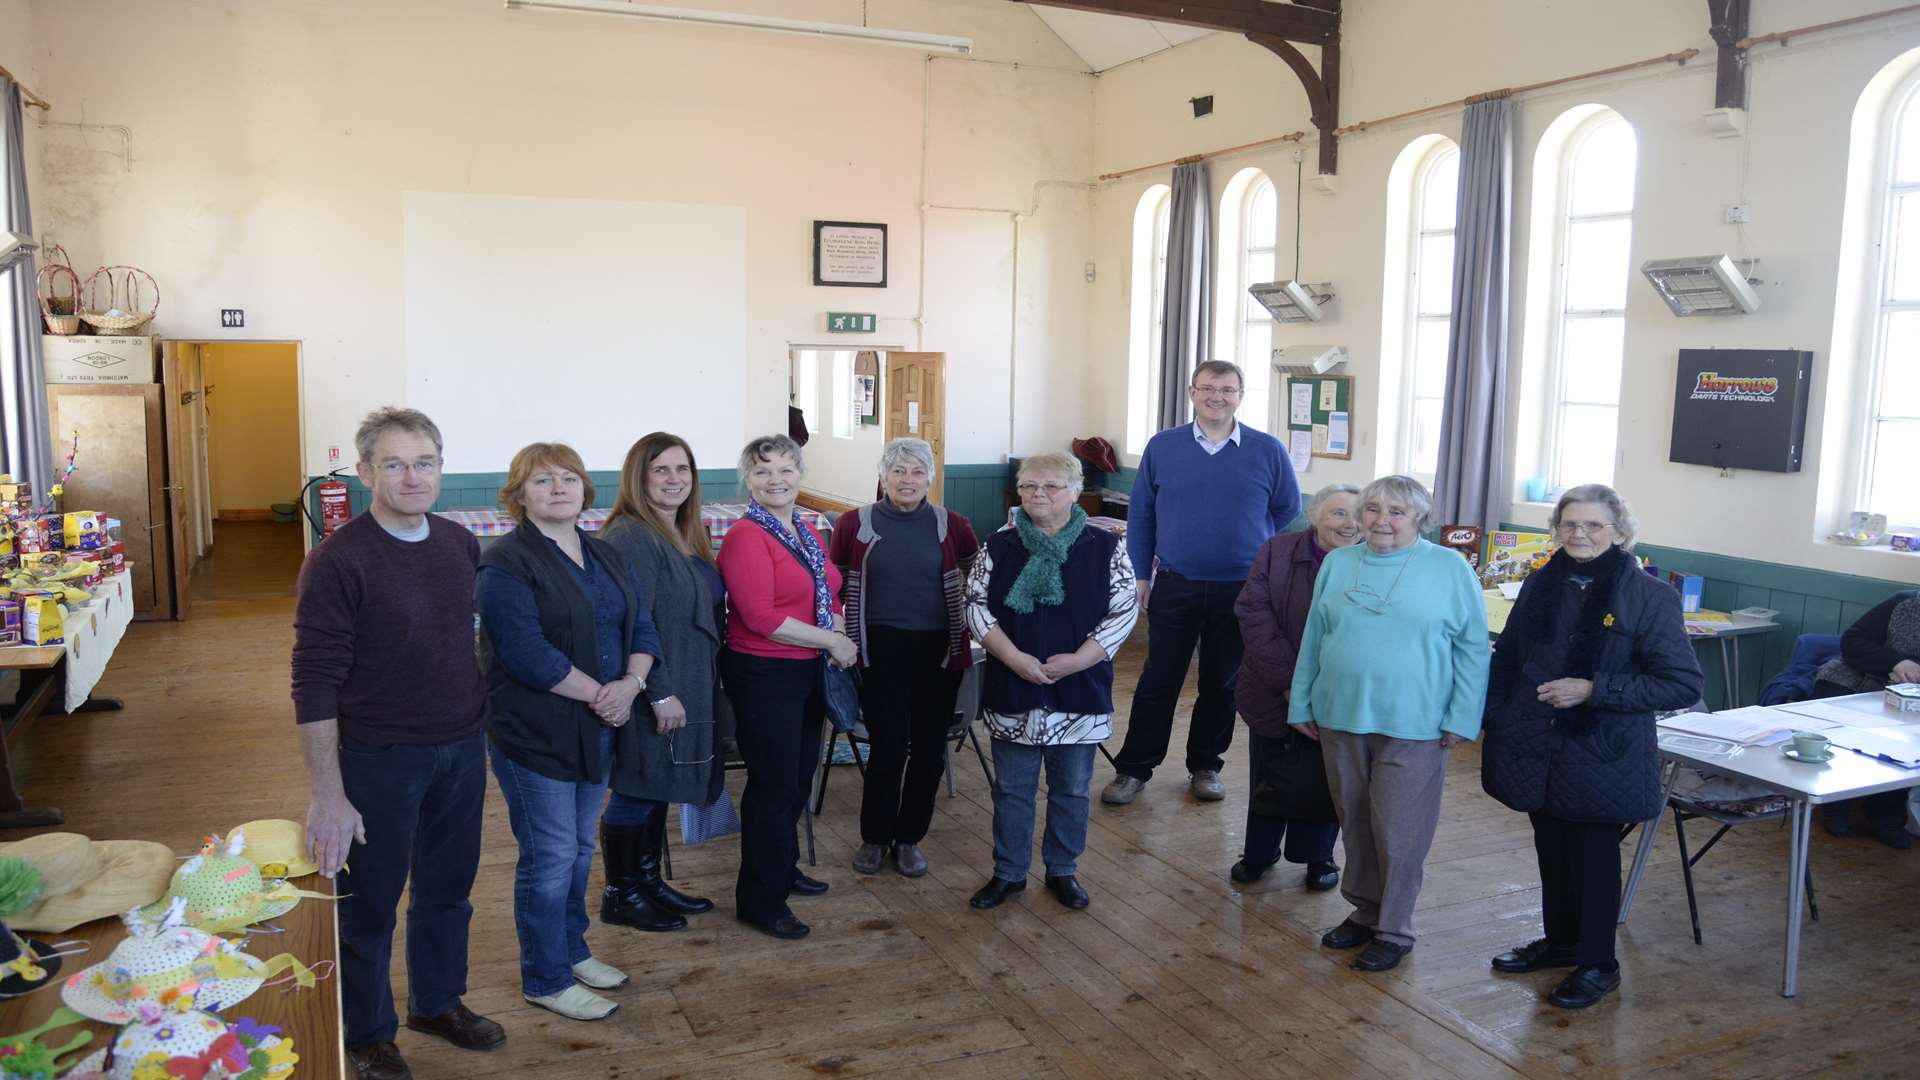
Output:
(170, 342), (305, 603)
(786, 348), (946, 510)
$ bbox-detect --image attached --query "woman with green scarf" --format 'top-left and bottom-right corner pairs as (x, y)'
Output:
(963, 452), (1138, 912)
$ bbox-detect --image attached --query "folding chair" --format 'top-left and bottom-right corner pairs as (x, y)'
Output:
(1669, 794), (1818, 944)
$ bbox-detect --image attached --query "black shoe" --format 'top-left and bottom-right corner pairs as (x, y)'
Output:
(1320, 919), (1374, 950)
(1872, 822), (1914, 850)
(598, 823), (687, 932)
(1491, 938), (1578, 974)
(1304, 862), (1340, 891)
(636, 812), (714, 914)
(790, 871), (830, 896)
(738, 912), (810, 940)
(1548, 965), (1621, 1009)
(969, 878), (1026, 909)
(1045, 875), (1089, 910)
(1352, 939), (1411, 972)
(1229, 859), (1272, 884)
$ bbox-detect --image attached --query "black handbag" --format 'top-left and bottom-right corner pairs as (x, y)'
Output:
(1249, 730), (1338, 824)
(821, 660), (862, 734)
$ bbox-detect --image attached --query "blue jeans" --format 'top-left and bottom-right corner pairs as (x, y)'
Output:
(989, 739), (1096, 880)
(488, 736), (609, 997)
(336, 733), (486, 1048)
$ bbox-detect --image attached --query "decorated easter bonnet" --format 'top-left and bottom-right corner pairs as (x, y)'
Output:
(137, 833), (328, 935)
(0, 1007), (94, 1080)
(62, 1006), (297, 1080)
(0, 856), (82, 1002)
(227, 822), (315, 881)
(61, 901), (318, 1024)
(0, 834), (173, 934)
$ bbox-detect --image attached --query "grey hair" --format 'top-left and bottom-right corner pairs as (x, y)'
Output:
(878, 437), (935, 477)
(355, 407), (443, 463)
(1551, 483), (1640, 551)
(738, 433), (805, 476)
(1305, 482), (1362, 521)
(1016, 452), (1083, 494)
(1359, 474), (1435, 531)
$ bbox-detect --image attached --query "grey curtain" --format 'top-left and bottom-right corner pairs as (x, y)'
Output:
(0, 77), (52, 495)
(1432, 96), (1512, 531)
(1156, 161), (1213, 429)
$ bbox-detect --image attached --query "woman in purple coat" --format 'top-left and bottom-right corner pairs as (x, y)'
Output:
(1229, 483), (1362, 888)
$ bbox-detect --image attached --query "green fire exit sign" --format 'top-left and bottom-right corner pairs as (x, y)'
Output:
(827, 312), (876, 333)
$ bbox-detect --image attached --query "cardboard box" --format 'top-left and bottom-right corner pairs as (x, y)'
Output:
(0, 598), (18, 646)
(63, 511), (106, 551)
(1669, 572), (1705, 614)
(21, 595), (62, 645)
(1438, 525), (1483, 569)
(41, 335), (156, 384)
(1482, 529), (1553, 585)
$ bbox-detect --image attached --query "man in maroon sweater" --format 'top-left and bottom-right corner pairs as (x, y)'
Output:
(292, 407), (505, 1080)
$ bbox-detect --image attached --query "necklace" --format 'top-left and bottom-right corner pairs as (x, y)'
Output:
(1343, 547), (1417, 615)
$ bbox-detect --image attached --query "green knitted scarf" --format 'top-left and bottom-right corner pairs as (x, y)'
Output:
(1004, 506), (1088, 614)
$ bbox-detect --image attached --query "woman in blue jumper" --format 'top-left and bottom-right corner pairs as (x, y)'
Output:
(964, 452), (1138, 912)
(477, 442), (662, 1023)
(1480, 484), (1702, 1010)
(1290, 475), (1488, 974)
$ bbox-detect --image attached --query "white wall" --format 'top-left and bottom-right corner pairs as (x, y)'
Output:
(21, 0), (1092, 476)
(1085, 0), (1920, 581)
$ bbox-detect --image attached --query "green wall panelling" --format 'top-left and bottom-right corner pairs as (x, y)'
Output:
(1496, 522), (1917, 708)
(942, 463), (1012, 539)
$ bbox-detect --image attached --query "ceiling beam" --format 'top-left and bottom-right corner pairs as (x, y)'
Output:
(1019, 0), (1337, 46)
(1707, 0), (1750, 110)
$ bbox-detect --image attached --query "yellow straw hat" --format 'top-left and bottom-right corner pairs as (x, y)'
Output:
(0, 833), (174, 934)
(229, 820), (317, 880)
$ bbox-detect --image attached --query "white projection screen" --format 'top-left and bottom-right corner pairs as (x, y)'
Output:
(403, 191), (747, 471)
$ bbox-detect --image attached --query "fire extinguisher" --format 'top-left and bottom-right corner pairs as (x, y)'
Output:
(317, 476), (352, 538)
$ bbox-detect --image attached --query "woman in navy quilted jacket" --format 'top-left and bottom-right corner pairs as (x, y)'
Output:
(1479, 484), (1702, 1010)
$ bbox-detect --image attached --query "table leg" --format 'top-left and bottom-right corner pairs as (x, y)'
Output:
(1620, 758), (1680, 923)
(1782, 797), (1812, 997)
(1719, 638), (1738, 710)
(70, 697), (124, 713)
(0, 667), (65, 829)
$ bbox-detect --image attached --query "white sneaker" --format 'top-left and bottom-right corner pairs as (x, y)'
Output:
(525, 984), (619, 1021)
(1189, 770), (1226, 801)
(572, 956), (629, 989)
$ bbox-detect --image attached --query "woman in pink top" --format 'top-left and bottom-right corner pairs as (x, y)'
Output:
(717, 434), (854, 940)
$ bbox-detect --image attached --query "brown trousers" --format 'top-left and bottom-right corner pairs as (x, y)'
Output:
(1319, 730), (1449, 947)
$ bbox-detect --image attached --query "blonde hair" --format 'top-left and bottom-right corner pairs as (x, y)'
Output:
(499, 442), (594, 524)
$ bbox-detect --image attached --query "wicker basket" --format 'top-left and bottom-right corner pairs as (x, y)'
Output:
(79, 265), (160, 336)
(37, 263), (81, 334)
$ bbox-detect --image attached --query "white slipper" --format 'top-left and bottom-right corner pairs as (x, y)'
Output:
(524, 984), (619, 1021)
(572, 956), (629, 990)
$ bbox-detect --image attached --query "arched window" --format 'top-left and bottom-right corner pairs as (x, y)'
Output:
(1127, 184), (1173, 454)
(1216, 170), (1278, 432)
(1377, 136), (1459, 483)
(1539, 110), (1636, 491)
(1859, 76), (1920, 523)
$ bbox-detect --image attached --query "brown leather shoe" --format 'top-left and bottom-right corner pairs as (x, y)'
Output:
(348, 1041), (413, 1080)
(404, 1004), (506, 1051)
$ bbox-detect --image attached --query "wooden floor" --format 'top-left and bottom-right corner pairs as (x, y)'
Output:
(13, 522), (1920, 1078)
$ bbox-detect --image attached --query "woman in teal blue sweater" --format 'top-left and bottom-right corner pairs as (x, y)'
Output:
(1289, 475), (1488, 973)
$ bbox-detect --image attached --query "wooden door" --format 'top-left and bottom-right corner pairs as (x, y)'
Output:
(158, 344), (193, 619)
(883, 352), (946, 503)
(45, 384), (174, 619)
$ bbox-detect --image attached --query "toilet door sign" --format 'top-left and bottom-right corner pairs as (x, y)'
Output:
(221, 309), (245, 328)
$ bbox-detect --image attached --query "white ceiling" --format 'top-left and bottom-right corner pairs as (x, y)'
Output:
(1026, 6), (1215, 73)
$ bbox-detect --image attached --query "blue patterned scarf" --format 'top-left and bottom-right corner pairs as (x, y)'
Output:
(743, 500), (832, 631)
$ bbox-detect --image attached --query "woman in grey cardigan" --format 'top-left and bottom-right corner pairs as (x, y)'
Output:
(595, 431), (727, 930)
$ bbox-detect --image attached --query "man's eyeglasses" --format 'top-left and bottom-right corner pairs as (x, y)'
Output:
(374, 458), (442, 477)
(1192, 384), (1243, 398)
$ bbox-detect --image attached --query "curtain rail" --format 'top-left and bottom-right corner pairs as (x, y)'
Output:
(1739, 3), (1920, 49)
(0, 64), (50, 111)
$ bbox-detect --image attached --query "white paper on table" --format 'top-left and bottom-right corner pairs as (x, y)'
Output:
(1825, 728), (1920, 768)
(1327, 411), (1349, 455)
(1319, 381), (1336, 411)
(1496, 581), (1523, 600)
(1772, 698), (1910, 729)
(1290, 383), (1313, 424)
(1289, 429), (1312, 472)
(1658, 706), (1797, 745)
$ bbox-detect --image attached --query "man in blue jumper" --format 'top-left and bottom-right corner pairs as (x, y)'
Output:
(1103, 360), (1301, 805)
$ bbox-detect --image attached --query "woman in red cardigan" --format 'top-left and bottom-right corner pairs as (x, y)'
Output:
(1230, 483), (1362, 890)
(716, 434), (855, 941)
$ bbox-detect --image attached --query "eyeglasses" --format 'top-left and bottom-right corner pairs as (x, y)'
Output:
(667, 718), (716, 766)
(1192, 384), (1243, 397)
(1556, 520), (1614, 537)
(1341, 550), (1416, 615)
(374, 458), (442, 477)
(1016, 482), (1073, 496)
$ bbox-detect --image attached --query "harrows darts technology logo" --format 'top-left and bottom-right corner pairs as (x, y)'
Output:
(72, 352), (126, 370)
(1689, 371), (1778, 403)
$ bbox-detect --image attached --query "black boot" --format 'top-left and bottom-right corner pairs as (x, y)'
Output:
(636, 811), (714, 915)
(599, 823), (687, 932)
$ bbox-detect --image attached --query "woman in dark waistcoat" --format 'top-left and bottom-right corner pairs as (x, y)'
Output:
(1811, 589), (1920, 848)
(595, 432), (727, 931)
(1480, 484), (1702, 1010)
(962, 452), (1138, 912)
(477, 442), (662, 1023)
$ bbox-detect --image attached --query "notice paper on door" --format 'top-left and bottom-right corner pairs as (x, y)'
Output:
(1290, 382), (1313, 425)
(1327, 411), (1349, 455)
(1289, 429), (1312, 472)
